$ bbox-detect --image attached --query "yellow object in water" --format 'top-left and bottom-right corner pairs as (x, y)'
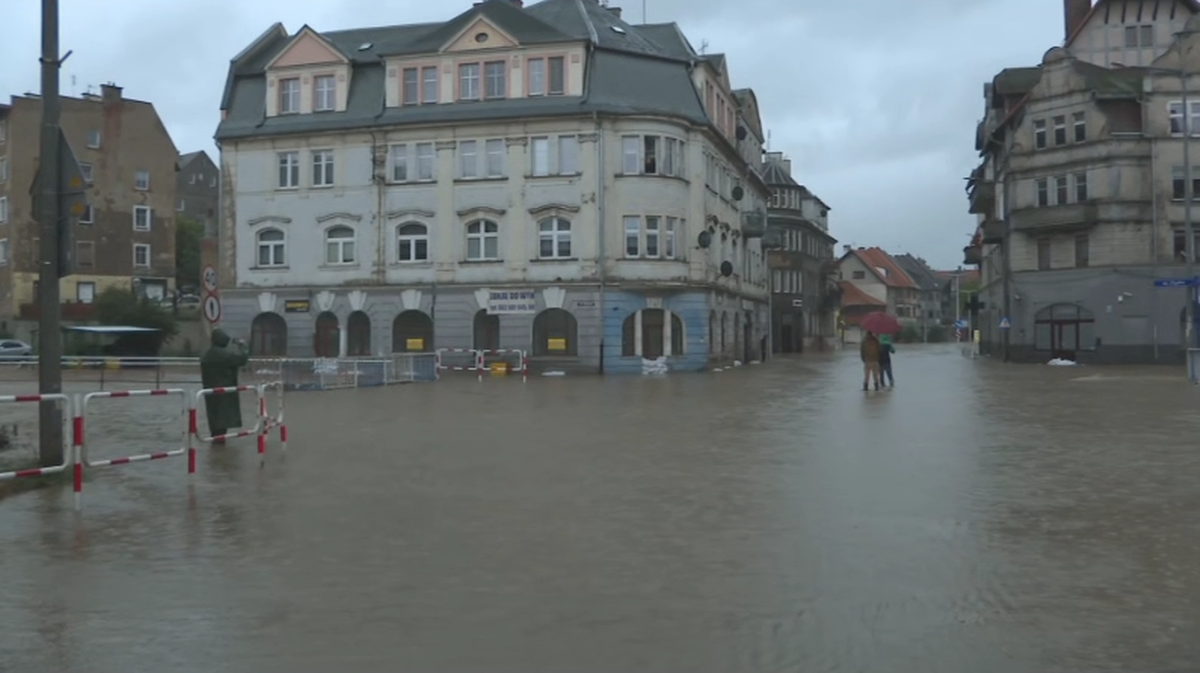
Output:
(104, 358), (120, 370)
(490, 361), (509, 376)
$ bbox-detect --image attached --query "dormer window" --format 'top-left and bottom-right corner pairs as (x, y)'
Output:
(484, 61), (506, 99)
(459, 63), (481, 101)
(279, 78), (300, 114)
(314, 75), (336, 112)
(527, 57), (565, 97)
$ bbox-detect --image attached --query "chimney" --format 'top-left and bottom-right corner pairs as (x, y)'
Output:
(1063, 0), (1090, 42)
(607, 5), (621, 18)
(101, 82), (122, 104)
(782, 159), (792, 175)
(843, 244), (852, 254)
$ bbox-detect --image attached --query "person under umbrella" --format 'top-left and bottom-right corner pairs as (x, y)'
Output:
(860, 330), (882, 392)
(879, 333), (896, 388)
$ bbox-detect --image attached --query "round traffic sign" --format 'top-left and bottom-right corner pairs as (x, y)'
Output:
(203, 293), (222, 324)
(202, 265), (218, 293)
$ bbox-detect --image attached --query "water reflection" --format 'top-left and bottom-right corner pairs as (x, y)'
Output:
(1, 345), (1198, 672)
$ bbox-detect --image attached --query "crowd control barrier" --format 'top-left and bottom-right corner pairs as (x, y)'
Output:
(478, 349), (529, 382)
(436, 348), (484, 382)
(0, 393), (72, 483)
(259, 381), (288, 454)
(76, 388), (189, 509)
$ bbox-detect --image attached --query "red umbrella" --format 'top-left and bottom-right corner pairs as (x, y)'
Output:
(860, 312), (902, 335)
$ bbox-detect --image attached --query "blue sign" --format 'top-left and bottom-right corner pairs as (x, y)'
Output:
(954, 319), (968, 329)
(999, 317), (1011, 329)
(1153, 277), (1200, 288)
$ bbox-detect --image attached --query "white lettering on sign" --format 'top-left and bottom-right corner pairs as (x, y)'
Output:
(487, 289), (537, 315)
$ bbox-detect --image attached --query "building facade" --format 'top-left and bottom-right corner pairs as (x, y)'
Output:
(892, 253), (944, 338)
(177, 150), (219, 240)
(965, 0), (1200, 363)
(762, 152), (837, 352)
(0, 84), (177, 328)
(215, 0), (771, 372)
(836, 246), (918, 341)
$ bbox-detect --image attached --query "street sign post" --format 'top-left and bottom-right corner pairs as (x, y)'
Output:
(999, 317), (1011, 330)
(202, 264), (218, 293)
(203, 293), (221, 324)
(30, 128), (87, 277)
(1153, 277), (1200, 288)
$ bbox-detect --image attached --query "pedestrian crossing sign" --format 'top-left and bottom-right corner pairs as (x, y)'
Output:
(999, 317), (1011, 329)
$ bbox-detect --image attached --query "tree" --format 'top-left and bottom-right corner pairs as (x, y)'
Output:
(93, 287), (180, 356)
(176, 215), (204, 291)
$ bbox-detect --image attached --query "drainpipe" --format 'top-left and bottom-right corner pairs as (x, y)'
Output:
(370, 131), (386, 284)
(594, 111), (607, 375)
(1151, 134), (1160, 360)
(1002, 159), (1013, 362)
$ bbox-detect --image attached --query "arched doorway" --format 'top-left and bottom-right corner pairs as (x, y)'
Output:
(720, 313), (728, 354)
(250, 312), (288, 356)
(392, 310), (433, 352)
(620, 309), (683, 359)
(314, 311), (339, 357)
(473, 309), (500, 352)
(347, 311), (371, 356)
(1034, 303), (1095, 360)
(708, 310), (716, 354)
(532, 308), (578, 356)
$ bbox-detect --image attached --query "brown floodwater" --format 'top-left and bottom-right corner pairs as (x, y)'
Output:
(1, 344), (1198, 672)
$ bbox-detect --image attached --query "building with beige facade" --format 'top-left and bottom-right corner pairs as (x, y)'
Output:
(215, 0), (771, 372)
(965, 0), (1200, 363)
(0, 84), (178, 331)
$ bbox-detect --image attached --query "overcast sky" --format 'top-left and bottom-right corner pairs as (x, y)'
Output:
(1, 0), (1064, 269)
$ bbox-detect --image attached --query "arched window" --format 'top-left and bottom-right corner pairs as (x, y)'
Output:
(720, 313), (728, 353)
(250, 312), (288, 356)
(473, 309), (500, 352)
(348, 311), (371, 356)
(708, 310), (716, 354)
(532, 308), (578, 356)
(392, 310), (433, 352)
(1034, 303), (1095, 357)
(620, 308), (683, 359)
(397, 223), (428, 262)
(466, 220), (499, 261)
(325, 225), (356, 265)
(256, 228), (286, 267)
(314, 311), (339, 357)
(538, 217), (571, 259)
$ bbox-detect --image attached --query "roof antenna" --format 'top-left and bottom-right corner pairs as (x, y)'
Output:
(766, 129), (771, 150)
(71, 74), (76, 97)
(700, 38), (708, 54)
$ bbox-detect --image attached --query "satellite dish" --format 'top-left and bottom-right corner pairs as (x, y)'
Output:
(731, 186), (744, 201)
(735, 126), (747, 141)
(720, 261), (733, 277)
(698, 230), (713, 248)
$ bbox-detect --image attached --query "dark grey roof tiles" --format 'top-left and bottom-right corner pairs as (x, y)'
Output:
(381, 0), (573, 56)
(631, 23), (694, 59)
(893, 254), (942, 291)
(761, 159), (798, 187)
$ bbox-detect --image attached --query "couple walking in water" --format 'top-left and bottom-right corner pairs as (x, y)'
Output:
(859, 331), (895, 391)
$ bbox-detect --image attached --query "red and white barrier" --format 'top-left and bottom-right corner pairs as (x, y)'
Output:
(478, 349), (529, 382)
(436, 348), (484, 382)
(191, 385), (262, 443)
(259, 381), (287, 454)
(0, 393), (72, 482)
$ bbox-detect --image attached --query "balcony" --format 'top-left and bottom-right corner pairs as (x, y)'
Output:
(980, 218), (1005, 244)
(963, 245), (982, 265)
(741, 210), (766, 238)
(968, 180), (995, 215)
(1010, 201), (1099, 234)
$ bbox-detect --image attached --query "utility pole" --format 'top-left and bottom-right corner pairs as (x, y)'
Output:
(1182, 70), (1197, 349)
(37, 0), (64, 467)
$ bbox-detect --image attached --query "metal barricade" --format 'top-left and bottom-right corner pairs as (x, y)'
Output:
(436, 348), (483, 382)
(259, 381), (287, 454)
(479, 349), (529, 382)
(191, 385), (264, 444)
(0, 393), (72, 482)
(76, 388), (189, 509)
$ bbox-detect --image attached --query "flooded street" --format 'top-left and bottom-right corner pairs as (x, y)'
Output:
(2, 345), (1199, 672)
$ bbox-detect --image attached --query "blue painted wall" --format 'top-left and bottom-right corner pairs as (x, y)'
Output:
(601, 290), (711, 374)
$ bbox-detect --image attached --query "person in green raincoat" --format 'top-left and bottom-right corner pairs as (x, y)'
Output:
(878, 333), (896, 388)
(200, 328), (250, 443)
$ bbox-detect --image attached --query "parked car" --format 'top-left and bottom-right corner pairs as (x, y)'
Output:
(0, 340), (33, 358)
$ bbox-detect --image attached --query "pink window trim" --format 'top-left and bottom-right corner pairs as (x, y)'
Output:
(279, 76), (300, 113)
(400, 61), (440, 105)
(525, 54), (569, 97)
(455, 60), (481, 101)
(312, 72), (337, 110)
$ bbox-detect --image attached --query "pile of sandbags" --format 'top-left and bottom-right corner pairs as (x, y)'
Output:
(642, 356), (669, 376)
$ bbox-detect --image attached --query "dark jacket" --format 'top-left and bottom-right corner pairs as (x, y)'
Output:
(860, 335), (880, 363)
(879, 340), (895, 364)
(200, 329), (250, 432)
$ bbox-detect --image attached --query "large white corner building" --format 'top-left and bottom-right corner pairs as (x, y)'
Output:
(215, 0), (770, 373)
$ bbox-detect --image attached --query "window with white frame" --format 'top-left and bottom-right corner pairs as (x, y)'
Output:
(133, 243), (150, 268)
(485, 139), (505, 177)
(1168, 101), (1200, 135)
(531, 136), (577, 176)
(466, 219), (499, 260)
(312, 150), (335, 187)
(0, 238), (9, 264)
(134, 170), (150, 190)
(177, 199), (185, 212)
(0, 157), (7, 182)
(1033, 119), (1046, 149)
(459, 63), (481, 101)
(624, 215), (640, 256)
(79, 162), (93, 183)
(526, 56), (565, 96)
(459, 140), (478, 179)
(664, 216), (678, 259)
(278, 151), (300, 188)
(325, 225), (356, 265)
(1072, 111), (1086, 143)
(279, 77), (300, 114)
(422, 66), (438, 103)
(390, 143), (436, 182)
(538, 217), (571, 259)
(623, 215), (676, 258)
(1052, 115), (1066, 146)
(314, 75), (336, 112)
(531, 137), (551, 176)
(87, 128), (100, 148)
(416, 142), (435, 180)
(397, 222), (428, 262)
(80, 203), (93, 224)
(402, 68), (419, 105)
(621, 135), (685, 176)
(558, 136), (579, 174)
(256, 228), (286, 267)
(484, 61), (506, 99)
(390, 144), (409, 182)
(644, 216), (661, 257)
(132, 205), (152, 231)
(76, 281), (95, 303)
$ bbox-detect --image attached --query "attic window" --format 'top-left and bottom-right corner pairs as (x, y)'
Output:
(357, 42), (372, 51)
(875, 267), (887, 277)
(474, 32), (489, 43)
(610, 26), (626, 35)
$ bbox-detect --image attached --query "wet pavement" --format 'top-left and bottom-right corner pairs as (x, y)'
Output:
(1, 344), (1199, 672)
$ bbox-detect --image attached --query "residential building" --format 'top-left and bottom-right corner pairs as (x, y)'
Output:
(215, 0), (771, 371)
(761, 151), (837, 352)
(892, 253), (943, 339)
(177, 150), (219, 239)
(836, 246), (918, 342)
(0, 84), (178, 327)
(964, 0), (1200, 363)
